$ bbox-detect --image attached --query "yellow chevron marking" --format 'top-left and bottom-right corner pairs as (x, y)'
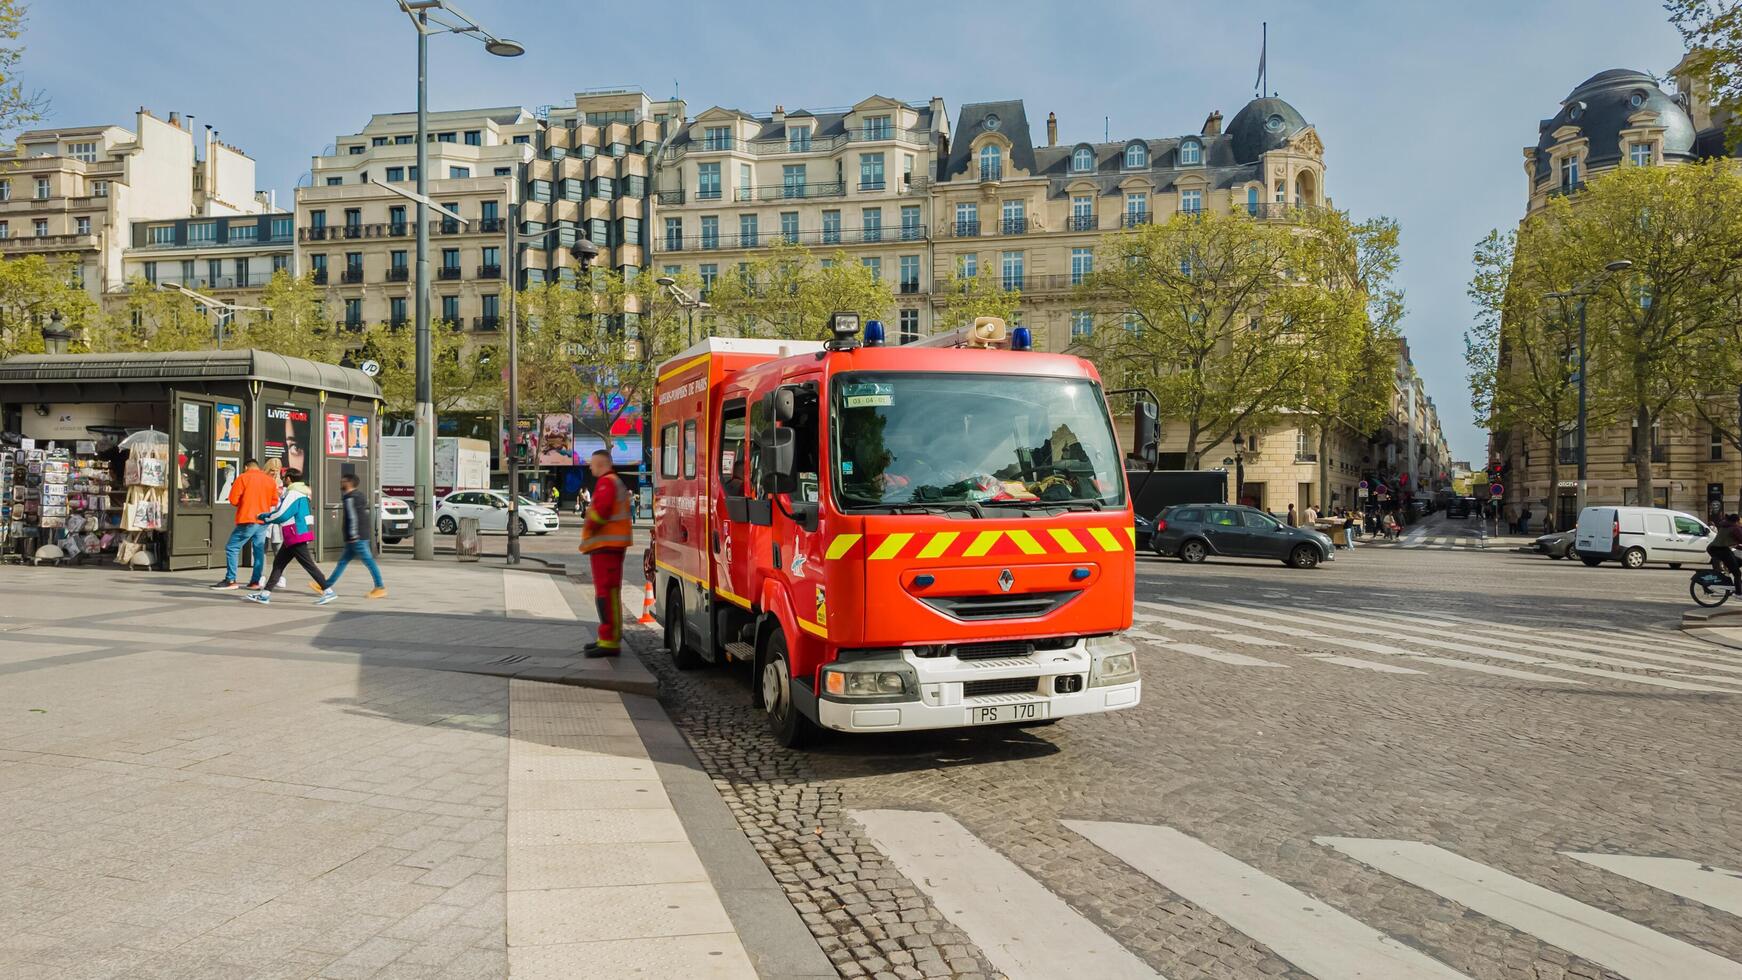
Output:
(1126, 527), (1137, 545)
(797, 618), (828, 638)
(869, 533), (914, 561)
(917, 531), (960, 559)
(1088, 527), (1124, 552)
(1048, 528), (1089, 554)
(963, 530), (1004, 557)
(1006, 529), (1047, 555)
(826, 534), (862, 560)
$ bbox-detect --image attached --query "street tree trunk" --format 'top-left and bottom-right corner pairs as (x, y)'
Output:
(1544, 431), (1559, 529)
(1634, 402), (1654, 505)
(1317, 425), (1331, 513)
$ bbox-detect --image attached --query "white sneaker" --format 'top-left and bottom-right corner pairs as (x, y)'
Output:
(315, 589), (337, 606)
(275, 576), (288, 588)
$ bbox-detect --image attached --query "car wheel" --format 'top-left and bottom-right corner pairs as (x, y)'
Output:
(761, 632), (817, 748)
(1289, 545), (1320, 569)
(1179, 540), (1208, 563)
(382, 537), (402, 545)
(1622, 547), (1647, 569)
(1580, 555), (1605, 567)
(436, 515), (456, 535)
(665, 588), (703, 670)
(516, 518), (528, 535)
(1669, 562), (1682, 570)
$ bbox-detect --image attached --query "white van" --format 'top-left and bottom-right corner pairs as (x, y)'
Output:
(1573, 506), (1713, 568)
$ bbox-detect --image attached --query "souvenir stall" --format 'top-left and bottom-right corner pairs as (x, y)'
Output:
(0, 350), (380, 570)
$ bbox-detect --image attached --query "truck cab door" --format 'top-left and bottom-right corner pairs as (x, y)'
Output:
(770, 377), (826, 638)
(714, 397), (757, 609)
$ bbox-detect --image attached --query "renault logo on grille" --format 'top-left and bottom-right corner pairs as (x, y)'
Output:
(997, 568), (1015, 593)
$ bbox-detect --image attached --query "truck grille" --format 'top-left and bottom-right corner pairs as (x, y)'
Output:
(963, 677), (1039, 698)
(953, 641), (1032, 661)
(920, 591), (1076, 621)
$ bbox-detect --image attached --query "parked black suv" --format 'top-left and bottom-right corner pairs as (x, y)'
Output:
(1150, 504), (1336, 568)
(1447, 496), (1475, 519)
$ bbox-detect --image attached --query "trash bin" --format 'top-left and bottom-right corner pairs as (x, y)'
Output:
(455, 517), (481, 561)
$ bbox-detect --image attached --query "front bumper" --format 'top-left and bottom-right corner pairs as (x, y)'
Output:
(382, 519), (413, 537)
(811, 639), (1141, 733)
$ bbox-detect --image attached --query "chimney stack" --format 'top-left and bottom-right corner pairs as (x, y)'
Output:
(1201, 110), (1223, 136)
(772, 104), (785, 125)
(1046, 112), (1058, 146)
(167, 111), (179, 128)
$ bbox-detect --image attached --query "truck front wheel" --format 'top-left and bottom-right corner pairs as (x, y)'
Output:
(666, 588), (703, 670)
(761, 633), (816, 748)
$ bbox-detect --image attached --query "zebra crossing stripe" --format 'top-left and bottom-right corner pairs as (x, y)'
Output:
(1163, 643), (1285, 667)
(850, 810), (1163, 980)
(1317, 655), (1425, 674)
(1068, 822), (1470, 980)
(1563, 853), (1742, 918)
(1319, 838), (1742, 979)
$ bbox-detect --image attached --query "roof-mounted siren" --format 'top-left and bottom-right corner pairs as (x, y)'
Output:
(825, 311), (862, 351)
(863, 319), (886, 347)
(968, 316), (1007, 349)
(1010, 324), (1033, 351)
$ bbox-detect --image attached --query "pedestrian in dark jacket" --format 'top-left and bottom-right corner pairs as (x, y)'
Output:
(327, 473), (387, 598)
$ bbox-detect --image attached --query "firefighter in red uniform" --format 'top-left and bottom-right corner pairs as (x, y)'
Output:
(580, 449), (633, 657)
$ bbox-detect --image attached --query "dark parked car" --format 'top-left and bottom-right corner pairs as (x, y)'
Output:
(1134, 513), (1155, 552)
(1150, 503), (1336, 569)
(1447, 496), (1475, 519)
(1529, 529), (1575, 559)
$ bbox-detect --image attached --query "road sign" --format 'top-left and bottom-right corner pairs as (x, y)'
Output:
(359, 360), (381, 377)
(1490, 483), (1505, 497)
(1358, 480), (1369, 490)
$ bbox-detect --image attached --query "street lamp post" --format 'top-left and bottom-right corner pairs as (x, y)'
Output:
(1547, 258), (1633, 516)
(396, 0), (523, 562)
(504, 196), (598, 566)
(654, 276), (709, 346)
(40, 310), (70, 355)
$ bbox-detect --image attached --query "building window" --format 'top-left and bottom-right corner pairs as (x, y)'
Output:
(859, 152), (885, 191)
(1001, 250), (1023, 291)
(1071, 310), (1093, 339)
(448, 166), (471, 179)
(325, 176), (343, 186)
(781, 164), (806, 198)
(955, 202), (978, 236)
(739, 213), (758, 248)
(697, 163), (721, 200)
(665, 217), (683, 250)
(780, 211), (799, 243)
(1180, 188), (1202, 214)
(464, 130), (481, 146)
(390, 296), (406, 325)
(979, 144), (1002, 182)
(1001, 199), (1025, 235)
(35, 177), (50, 199)
(1247, 186), (1260, 216)
(1071, 247), (1092, 285)
(699, 263), (718, 295)
(899, 255), (920, 294)
(861, 256), (881, 281)
(1125, 192), (1148, 221)
(1070, 195), (1093, 230)
(898, 308), (920, 344)
(788, 126), (812, 151)
(900, 205), (921, 241)
(385, 166), (404, 182)
(512, 134), (530, 144)
(1179, 139), (1202, 166)
(93, 180), (107, 197)
(704, 126), (732, 151)
(959, 253), (978, 278)
(149, 225), (175, 245)
(0, 179), (9, 201)
(1124, 142), (1147, 169)
(0, 220), (8, 238)
(441, 248), (459, 271)
(188, 221), (216, 243)
(737, 163), (752, 200)
(1561, 155), (1580, 190)
(67, 141), (97, 163)
(272, 254), (289, 273)
(1629, 142), (1652, 167)
(1713, 427), (1725, 461)
(821, 209), (841, 244)
(344, 298), (363, 327)
(592, 176), (615, 201)
(700, 215), (719, 250)
(1072, 146), (1094, 173)
(439, 295), (460, 325)
(862, 207), (882, 243)
(142, 260), (155, 282)
(390, 249), (407, 271)
(231, 223), (257, 242)
(75, 216), (90, 236)
(862, 114), (892, 139)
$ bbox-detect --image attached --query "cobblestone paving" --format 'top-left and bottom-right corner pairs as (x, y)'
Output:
(634, 544), (1742, 980)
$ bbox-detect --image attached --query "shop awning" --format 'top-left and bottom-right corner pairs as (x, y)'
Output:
(0, 350), (380, 401)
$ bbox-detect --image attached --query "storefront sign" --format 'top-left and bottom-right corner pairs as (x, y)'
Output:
(264, 405), (310, 473)
(348, 416), (369, 458)
(181, 403), (201, 432)
(215, 403), (242, 453)
(325, 413), (348, 456)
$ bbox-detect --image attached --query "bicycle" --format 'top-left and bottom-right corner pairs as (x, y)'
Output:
(1690, 550), (1742, 607)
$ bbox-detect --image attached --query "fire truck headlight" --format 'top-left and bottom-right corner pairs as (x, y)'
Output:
(1087, 636), (1139, 687)
(821, 661), (917, 701)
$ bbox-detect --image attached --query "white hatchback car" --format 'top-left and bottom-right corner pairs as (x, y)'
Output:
(435, 490), (561, 535)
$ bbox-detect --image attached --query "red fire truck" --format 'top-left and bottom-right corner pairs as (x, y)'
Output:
(650, 314), (1151, 746)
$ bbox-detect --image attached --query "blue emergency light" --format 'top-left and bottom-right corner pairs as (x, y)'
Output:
(863, 319), (886, 347)
(1010, 326), (1033, 351)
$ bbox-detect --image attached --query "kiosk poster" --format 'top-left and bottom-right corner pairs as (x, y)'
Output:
(264, 405), (310, 473)
(348, 416), (368, 458)
(215, 403), (242, 453)
(537, 414), (574, 466)
(325, 413), (348, 456)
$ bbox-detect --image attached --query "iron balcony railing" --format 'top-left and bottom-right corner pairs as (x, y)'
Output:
(1295, 452), (1319, 463)
(695, 188), (723, 201)
(979, 163), (1003, 182)
(941, 218), (1044, 239)
(342, 225), (364, 239)
(478, 217), (504, 233)
(656, 190), (686, 205)
(1001, 276), (1024, 291)
(389, 315), (407, 329)
(672, 127), (932, 160)
(387, 266), (409, 282)
(334, 318), (365, 332)
(1121, 212), (1151, 228)
(1558, 447), (1578, 465)
(340, 268), (364, 284)
(653, 224), (928, 252)
(437, 266), (463, 280)
(1249, 202), (1328, 221)
(1000, 217), (1029, 235)
(477, 264), (502, 279)
(1066, 214), (1096, 231)
(898, 280), (921, 294)
(859, 179), (887, 192)
(144, 272), (280, 290)
(473, 315), (500, 332)
(735, 180), (848, 202)
(311, 268), (328, 284)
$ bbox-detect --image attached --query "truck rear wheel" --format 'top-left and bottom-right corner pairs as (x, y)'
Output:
(761, 633), (816, 748)
(665, 588), (703, 670)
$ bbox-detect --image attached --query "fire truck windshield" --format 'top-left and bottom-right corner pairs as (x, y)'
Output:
(832, 372), (1126, 511)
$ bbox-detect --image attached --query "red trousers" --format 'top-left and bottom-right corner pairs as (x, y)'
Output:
(589, 549), (625, 648)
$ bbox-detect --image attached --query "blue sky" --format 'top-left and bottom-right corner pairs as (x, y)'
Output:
(25, 1), (1689, 461)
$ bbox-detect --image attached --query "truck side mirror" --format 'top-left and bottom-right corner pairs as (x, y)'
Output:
(1133, 402), (1160, 467)
(773, 386), (797, 424)
(760, 427), (797, 495)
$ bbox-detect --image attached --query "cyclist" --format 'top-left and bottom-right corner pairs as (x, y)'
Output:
(1706, 513), (1742, 585)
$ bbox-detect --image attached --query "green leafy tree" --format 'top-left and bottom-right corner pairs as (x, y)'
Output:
(92, 279), (214, 353)
(705, 242), (891, 341)
(236, 270), (340, 362)
(0, 253), (96, 356)
(935, 266), (1021, 340)
(1669, 0), (1742, 149)
(354, 319), (501, 416)
(1076, 209), (1310, 468)
(0, 0), (45, 143)
(1530, 159), (1742, 499)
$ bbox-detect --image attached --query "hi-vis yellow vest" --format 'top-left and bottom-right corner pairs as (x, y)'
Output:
(580, 475), (632, 553)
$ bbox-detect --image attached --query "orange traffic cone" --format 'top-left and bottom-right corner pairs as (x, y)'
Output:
(637, 582), (657, 626)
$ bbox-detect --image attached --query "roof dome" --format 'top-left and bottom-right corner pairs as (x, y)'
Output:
(1226, 97), (1309, 163)
(1532, 68), (1696, 183)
